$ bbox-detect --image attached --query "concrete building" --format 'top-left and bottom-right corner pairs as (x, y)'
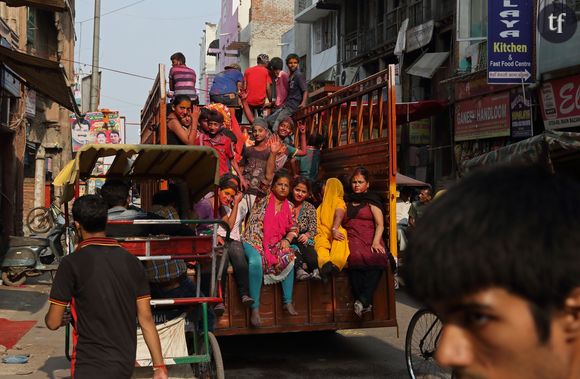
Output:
(213, 0), (294, 72)
(199, 22), (217, 105)
(0, 0), (78, 242)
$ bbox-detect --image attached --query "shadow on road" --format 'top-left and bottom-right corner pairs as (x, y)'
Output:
(0, 286), (48, 315)
(220, 330), (409, 378)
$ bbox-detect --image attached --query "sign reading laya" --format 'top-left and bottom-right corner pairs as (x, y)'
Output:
(540, 73), (580, 130)
(487, 0), (533, 85)
(455, 92), (510, 141)
(70, 110), (124, 152)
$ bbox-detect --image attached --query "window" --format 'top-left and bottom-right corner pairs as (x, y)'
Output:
(26, 7), (35, 46)
(313, 14), (336, 53)
(456, 0), (487, 41)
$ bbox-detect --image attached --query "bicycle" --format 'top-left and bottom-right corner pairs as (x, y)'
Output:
(26, 199), (65, 234)
(405, 308), (454, 379)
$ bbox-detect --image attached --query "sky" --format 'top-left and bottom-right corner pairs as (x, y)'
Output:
(75, 0), (221, 143)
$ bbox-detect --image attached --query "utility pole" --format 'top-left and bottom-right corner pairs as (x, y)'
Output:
(89, 0), (101, 111)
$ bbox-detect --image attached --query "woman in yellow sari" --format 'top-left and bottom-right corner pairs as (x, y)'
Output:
(314, 178), (350, 282)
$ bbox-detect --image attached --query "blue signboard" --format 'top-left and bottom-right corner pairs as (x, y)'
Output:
(487, 0), (533, 84)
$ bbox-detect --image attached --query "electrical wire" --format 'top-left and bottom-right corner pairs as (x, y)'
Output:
(77, 0), (148, 24)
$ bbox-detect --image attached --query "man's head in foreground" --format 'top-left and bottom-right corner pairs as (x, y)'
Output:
(72, 195), (108, 239)
(403, 165), (580, 379)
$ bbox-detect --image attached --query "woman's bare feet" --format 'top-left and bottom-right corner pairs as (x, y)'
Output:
(250, 308), (261, 327)
(283, 303), (298, 315)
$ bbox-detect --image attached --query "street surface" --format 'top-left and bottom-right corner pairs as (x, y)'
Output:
(0, 274), (419, 378)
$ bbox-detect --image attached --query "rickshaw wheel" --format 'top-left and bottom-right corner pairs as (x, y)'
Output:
(2, 270), (27, 286)
(195, 332), (224, 379)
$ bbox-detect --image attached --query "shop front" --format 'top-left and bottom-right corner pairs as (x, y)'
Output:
(539, 72), (580, 132)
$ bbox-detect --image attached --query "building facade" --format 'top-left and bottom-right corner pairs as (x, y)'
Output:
(199, 22), (217, 105)
(0, 0), (77, 242)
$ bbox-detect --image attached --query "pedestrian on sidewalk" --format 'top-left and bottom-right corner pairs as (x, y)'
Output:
(45, 195), (168, 379)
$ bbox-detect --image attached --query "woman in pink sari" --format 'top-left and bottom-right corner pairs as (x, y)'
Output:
(242, 170), (299, 327)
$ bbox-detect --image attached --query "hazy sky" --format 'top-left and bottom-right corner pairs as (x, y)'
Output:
(75, 0), (221, 142)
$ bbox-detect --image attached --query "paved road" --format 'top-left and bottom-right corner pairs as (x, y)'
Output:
(0, 274), (420, 378)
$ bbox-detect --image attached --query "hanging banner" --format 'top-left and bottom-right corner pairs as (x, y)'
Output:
(487, 0), (533, 84)
(510, 87), (532, 138)
(70, 110), (124, 152)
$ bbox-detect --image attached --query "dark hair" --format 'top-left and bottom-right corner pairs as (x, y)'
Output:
(268, 57), (283, 71)
(350, 166), (370, 183)
(170, 52), (186, 64)
(219, 173), (240, 190)
(286, 53), (299, 64)
(199, 108), (210, 122)
(152, 190), (176, 206)
(307, 132), (324, 147)
(72, 195), (108, 232)
(172, 94), (192, 107)
(402, 165), (580, 342)
(96, 131), (106, 137)
(100, 179), (130, 208)
(291, 177), (311, 202)
(272, 169), (292, 187)
(207, 110), (224, 124)
(109, 130), (120, 136)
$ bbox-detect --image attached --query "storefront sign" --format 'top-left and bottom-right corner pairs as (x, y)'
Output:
(455, 92), (511, 141)
(510, 87), (532, 138)
(25, 89), (36, 118)
(409, 118), (431, 145)
(487, 0), (533, 84)
(2, 68), (21, 97)
(455, 76), (505, 99)
(540, 73), (580, 130)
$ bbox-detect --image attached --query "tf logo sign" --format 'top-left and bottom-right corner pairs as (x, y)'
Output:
(538, 2), (578, 43)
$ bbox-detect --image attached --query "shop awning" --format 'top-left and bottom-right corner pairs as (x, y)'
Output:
(226, 41), (250, 51)
(461, 131), (580, 175)
(396, 173), (430, 187)
(396, 100), (448, 124)
(4, 0), (66, 11)
(207, 39), (219, 56)
(407, 52), (449, 79)
(0, 45), (80, 115)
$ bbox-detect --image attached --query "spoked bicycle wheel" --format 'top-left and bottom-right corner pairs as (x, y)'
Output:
(405, 308), (453, 379)
(196, 331), (225, 379)
(27, 207), (53, 234)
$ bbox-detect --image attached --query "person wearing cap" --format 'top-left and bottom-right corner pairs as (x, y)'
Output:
(210, 63), (244, 122)
(243, 54), (273, 118)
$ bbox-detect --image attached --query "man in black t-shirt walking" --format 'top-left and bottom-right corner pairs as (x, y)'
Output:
(45, 195), (168, 379)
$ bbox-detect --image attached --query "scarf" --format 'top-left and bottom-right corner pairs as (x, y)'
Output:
(262, 194), (293, 268)
(318, 178), (346, 233)
(346, 191), (386, 219)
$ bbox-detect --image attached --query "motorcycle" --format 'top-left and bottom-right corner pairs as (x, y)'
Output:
(1, 226), (67, 286)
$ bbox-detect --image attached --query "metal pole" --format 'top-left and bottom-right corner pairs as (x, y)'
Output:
(89, 0), (101, 111)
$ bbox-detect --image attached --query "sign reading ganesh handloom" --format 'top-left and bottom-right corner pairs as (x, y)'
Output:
(455, 92), (511, 142)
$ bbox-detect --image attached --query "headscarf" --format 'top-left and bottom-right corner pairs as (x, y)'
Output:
(317, 178), (346, 234)
(345, 191), (386, 219)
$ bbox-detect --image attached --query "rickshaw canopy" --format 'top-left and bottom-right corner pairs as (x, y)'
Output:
(54, 144), (220, 202)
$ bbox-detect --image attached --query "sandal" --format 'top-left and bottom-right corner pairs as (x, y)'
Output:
(213, 303), (225, 317)
(296, 268), (310, 281)
(241, 295), (255, 307)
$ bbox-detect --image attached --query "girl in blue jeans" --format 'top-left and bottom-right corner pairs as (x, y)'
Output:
(242, 171), (299, 327)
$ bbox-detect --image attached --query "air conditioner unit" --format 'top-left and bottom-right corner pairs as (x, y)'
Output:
(338, 66), (359, 86)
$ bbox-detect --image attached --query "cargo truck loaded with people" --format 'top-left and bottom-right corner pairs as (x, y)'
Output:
(139, 63), (399, 336)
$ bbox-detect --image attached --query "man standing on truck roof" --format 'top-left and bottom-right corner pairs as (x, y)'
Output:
(45, 195), (168, 378)
(169, 52), (198, 104)
(243, 54), (272, 118)
(403, 166), (580, 379)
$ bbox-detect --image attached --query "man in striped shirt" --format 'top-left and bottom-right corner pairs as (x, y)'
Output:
(169, 52), (198, 104)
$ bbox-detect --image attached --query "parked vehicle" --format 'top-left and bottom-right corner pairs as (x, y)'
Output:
(1, 225), (67, 286)
(26, 199), (66, 234)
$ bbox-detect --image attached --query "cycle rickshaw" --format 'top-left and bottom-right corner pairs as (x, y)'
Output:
(53, 143), (228, 378)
